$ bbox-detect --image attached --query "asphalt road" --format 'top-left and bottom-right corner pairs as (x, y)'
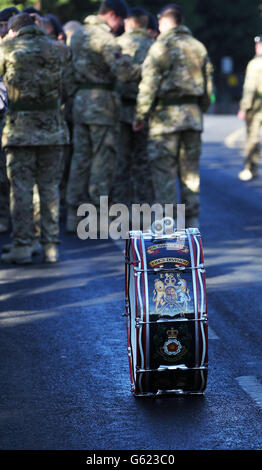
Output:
(0, 115), (262, 451)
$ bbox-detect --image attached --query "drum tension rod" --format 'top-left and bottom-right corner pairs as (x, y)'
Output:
(135, 318), (208, 327)
(136, 366), (208, 373)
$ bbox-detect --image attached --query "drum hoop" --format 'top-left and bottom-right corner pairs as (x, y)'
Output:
(136, 366), (208, 373)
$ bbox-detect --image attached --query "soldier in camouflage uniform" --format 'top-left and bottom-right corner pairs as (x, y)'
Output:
(0, 7), (19, 233)
(112, 8), (154, 207)
(133, 4), (213, 228)
(66, 0), (140, 232)
(238, 35), (262, 181)
(0, 13), (71, 264)
(0, 7), (41, 248)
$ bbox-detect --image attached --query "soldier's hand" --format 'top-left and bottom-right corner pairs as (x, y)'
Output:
(237, 110), (246, 121)
(133, 120), (145, 132)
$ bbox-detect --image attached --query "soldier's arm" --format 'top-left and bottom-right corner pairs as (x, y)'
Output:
(199, 55), (214, 113)
(58, 42), (73, 103)
(65, 30), (85, 97)
(239, 60), (258, 111)
(102, 40), (141, 82)
(135, 40), (167, 122)
(63, 47), (74, 103)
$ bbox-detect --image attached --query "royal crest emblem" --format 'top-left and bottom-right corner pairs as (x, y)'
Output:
(152, 272), (192, 315)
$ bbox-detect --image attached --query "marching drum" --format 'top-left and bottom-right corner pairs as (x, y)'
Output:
(124, 223), (208, 396)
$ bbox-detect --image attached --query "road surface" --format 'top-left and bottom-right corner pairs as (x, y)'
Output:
(0, 115), (261, 452)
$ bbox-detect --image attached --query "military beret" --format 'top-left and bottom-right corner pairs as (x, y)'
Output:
(45, 13), (64, 36)
(0, 7), (19, 22)
(254, 35), (262, 43)
(103, 0), (128, 19)
(126, 7), (148, 18)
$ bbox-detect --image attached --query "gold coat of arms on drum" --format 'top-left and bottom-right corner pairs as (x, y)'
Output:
(152, 272), (192, 315)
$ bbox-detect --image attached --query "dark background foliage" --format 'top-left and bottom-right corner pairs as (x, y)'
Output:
(2, 0), (262, 107)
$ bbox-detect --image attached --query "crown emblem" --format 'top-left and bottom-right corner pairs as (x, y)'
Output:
(163, 328), (182, 356)
(167, 328), (178, 338)
(160, 272), (176, 288)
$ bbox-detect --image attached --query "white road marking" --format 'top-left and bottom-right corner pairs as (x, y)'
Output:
(236, 376), (262, 410)
(224, 127), (245, 148)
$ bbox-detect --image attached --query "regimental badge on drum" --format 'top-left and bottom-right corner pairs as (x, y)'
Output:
(158, 327), (187, 362)
(163, 328), (182, 356)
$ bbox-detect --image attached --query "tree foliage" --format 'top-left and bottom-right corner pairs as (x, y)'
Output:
(195, 0), (262, 74)
(0, 0), (34, 9)
(0, 0), (69, 12)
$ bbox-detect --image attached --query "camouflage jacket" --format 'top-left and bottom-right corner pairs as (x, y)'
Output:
(116, 28), (153, 124)
(0, 24), (71, 147)
(135, 25), (213, 135)
(240, 54), (262, 115)
(70, 15), (141, 126)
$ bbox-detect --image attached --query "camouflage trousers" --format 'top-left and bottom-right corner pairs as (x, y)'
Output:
(112, 121), (154, 207)
(59, 143), (73, 208)
(0, 152), (41, 234)
(147, 130), (202, 217)
(244, 111), (262, 175)
(6, 146), (64, 246)
(66, 123), (116, 212)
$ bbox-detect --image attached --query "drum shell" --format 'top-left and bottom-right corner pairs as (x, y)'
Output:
(125, 229), (208, 396)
